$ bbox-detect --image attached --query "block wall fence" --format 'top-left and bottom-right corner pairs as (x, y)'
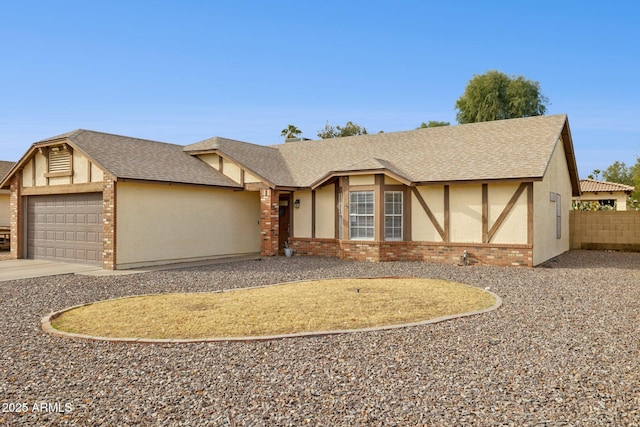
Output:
(570, 211), (640, 251)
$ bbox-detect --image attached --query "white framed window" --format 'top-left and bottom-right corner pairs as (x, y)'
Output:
(384, 191), (403, 240)
(349, 191), (374, 240)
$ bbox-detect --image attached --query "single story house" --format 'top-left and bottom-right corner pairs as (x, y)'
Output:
(574, 179), (635, 210)
(0, 114), (580, 269)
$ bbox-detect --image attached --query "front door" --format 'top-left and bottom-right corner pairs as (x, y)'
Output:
(278, 195), (291, 255)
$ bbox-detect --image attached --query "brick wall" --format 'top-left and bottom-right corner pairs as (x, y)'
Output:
(9, 173), (21, 260)
(260, 189), (279, 256)
(570, 210), (640, 251)
(102, 176), (117, 269)
(288, 237), (533, 267)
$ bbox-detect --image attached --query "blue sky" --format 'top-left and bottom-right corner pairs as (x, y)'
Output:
(2, 1), (639, 178)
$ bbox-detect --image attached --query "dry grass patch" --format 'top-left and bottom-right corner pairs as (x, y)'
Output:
(51, 278), (496, 339)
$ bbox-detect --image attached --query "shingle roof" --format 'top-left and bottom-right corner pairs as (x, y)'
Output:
(191, 114), (578, 193)
(0, 161), (15, 182)
(184, 137), (294, 186)
(580, 179), (635, 193)
(39, 130), (241, 187)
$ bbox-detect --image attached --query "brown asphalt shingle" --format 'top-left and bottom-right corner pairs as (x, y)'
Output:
(0, 161), (15, 182)
(41, 130), (241, 188)
(187, 114), (574, 188)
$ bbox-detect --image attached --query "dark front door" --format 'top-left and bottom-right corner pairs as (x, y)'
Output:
(278, 195), (291, 255)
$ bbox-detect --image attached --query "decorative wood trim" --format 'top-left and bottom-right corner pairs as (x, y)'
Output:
(375, 175), (384, 241)
(342, 177), (349, 240)
(487, 183), (528, 243)
(527, 182), (534, 245)
(482, 184), (489, 243)
(87, 159), (92, 183)
(244, 182), (270, 191)
(311, 189), (316, 239)
(44, 171), (73, 178)
(404, 186), (411, 241)
(335, 184), (341, 239)
(444, 185), (450, 242)
(21, 182), (104, 196)
(411, 187), (446, 241)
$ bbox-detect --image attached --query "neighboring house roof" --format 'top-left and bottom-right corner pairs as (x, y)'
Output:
(186, 114), (580, 195)
(579, 179), (635, 194)
(0, 161), (16, 183)
(2, 130), (241, 188)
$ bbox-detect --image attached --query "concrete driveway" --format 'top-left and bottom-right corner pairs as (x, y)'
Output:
(0, 259), (101, 281)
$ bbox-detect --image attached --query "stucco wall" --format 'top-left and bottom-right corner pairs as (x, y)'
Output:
(411, 185), (445, 242)
(221, 158), (242, 183)
(489, 183), (528, 244)
(533, 138), (572, 265)
(449, 184), (483, 243)
(292, 190), (312, 238)
(0, 190), (9, 227)
(315, 184), (335, 238)
(116, 182), (260, 268)
(350, 175), (375, 186)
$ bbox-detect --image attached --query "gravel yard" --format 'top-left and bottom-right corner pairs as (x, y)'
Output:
(1, 250), (638, 426)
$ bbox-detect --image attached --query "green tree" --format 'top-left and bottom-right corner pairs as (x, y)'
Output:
(587, 169), (601, 180)
(280, 124), (302, 140)
(602, 161), (634, 185)
(454, 70), (549, 124)
(317, 121), (368, 139)
(418, 121), (450, 129)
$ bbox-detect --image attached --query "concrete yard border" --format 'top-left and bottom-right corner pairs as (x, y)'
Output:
(41, 279), (502, 344)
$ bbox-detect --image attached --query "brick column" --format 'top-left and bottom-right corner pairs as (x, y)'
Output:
(102, 176), (117, 270)
(260, 189), (279, 256)
(9, 173), (22, 260)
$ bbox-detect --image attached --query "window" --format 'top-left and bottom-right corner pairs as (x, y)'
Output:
(384, 191), (403, 240)
(349, 191), (374, 240)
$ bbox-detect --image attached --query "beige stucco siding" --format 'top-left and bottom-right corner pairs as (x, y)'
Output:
(244, 171), (262, 184)
(0, 190), (9, 227)
(22, 159), (33, 187)
(384, 176), (402, 185)
(198, 153), (220, 170)
(350, 175), (375, 186)
(90, 163), (103, 182)
(73, 150), (89, 183)
(488, 183), (528, 244)
(35, 152), (46, 186)
(292, 190), (312, 238)
(116, 182), (260, 269)
(315, 184), (335, 238)
(533, 138), (572, 265)
(449, 184), (483, 243)
(411, 186), (445, 242)
(221, 158), (242, 183)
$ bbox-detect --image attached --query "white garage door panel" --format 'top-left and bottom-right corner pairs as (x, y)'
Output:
(27, 193), (103, 265)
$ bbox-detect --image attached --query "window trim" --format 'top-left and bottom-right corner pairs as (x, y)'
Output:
(349, 190), (375, 240)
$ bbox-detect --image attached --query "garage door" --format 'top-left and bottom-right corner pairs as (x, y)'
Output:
(27, 193), (103, 265)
